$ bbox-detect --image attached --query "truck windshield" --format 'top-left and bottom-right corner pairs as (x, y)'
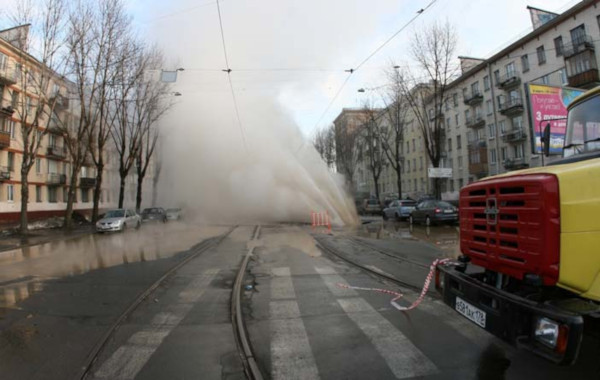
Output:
(564, 94), (600, 158)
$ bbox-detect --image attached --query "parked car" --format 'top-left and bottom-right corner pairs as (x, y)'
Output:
(141, 207), (168, 223)
(409, 200), (458, 226)
(382, 199), (417, 221)
(166, 208), (183, 221)
(95, 209), (141, 233)
(362, 198), (382, 215)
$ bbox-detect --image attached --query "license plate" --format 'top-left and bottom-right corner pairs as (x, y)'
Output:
(444, 209), (453, 213)
(455, 297), (486, 328)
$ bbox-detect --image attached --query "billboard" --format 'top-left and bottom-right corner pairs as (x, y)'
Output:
(428, 167), (452, 178)
(526, 84), (585, 155)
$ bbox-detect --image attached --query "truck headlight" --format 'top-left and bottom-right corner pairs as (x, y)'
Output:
(534, 317), (559, 348)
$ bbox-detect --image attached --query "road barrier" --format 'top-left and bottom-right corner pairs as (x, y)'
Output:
(311, 210), (331, 230)
(337, 258), (450, 311)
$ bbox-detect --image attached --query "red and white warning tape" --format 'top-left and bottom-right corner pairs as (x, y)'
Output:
(336, 258), (451, 311)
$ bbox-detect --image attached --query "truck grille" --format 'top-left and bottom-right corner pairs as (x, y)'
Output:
(460, 174), (560, 285)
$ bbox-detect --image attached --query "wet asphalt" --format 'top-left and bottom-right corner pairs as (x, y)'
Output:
(0, 220), (598, 379)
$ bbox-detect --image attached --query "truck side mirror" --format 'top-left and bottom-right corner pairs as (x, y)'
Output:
(542, 123), (551, 157)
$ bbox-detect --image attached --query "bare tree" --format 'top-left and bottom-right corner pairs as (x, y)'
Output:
(334, 119), (360, 193)
(357, 101), (386, 202)
(312, 124), (335, 169)
(399, 21), (458, 198)
(86, 0), (133, 222)
(8, 0), (67, 233)
(381, 67), (410, 200)
(110, 38), (148, 209)
(133, 48), (173, 212)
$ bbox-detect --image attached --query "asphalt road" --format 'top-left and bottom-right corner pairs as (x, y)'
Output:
(0, 220), (598, 379)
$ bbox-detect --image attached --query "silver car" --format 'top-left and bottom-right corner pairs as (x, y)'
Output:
(166, 208), (182, 221)
(95, 209), (141, 233)
(382, 200), (417, 221)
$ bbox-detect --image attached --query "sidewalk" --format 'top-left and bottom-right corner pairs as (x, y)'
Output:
(0, 224), (94, 252)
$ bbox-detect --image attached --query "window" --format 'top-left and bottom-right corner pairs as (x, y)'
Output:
(512, 116), (523, 131)
(501, 147), (507, 161)
(412, 139), (415, 151)
(497, 94), (505, 109)
(453, 93), (458, 107)
(464, 109), (470, 123)
(407, 160), (410, 172)
(36, 186), (42, 202)
(486, 100), (493, 115)
(414, 179), (417, 191)
(554, 36), (564, 56)
(450, 180), (454, 192)
(458, 178), (464, 189)
(566, 50), (596, 77)
(7, 184), (13, 201)
(488, 123), (496, 139)
(458, 156), (463, 169)
(505, 62), (515, 76)
(8, 152), (14, 171)
(48, 187), (57, 203)
(541, 74), (550, 85)
(493, 69), (500, 84)
(447, 138), (453, 151)
(11, 91), (18, 107)
(475, 106), (482, 119)
(559, 69), (568, 85)
(521, 54), (530, 72)
(413, 158), (416, 172)
(483, 75), (490, 91)
(471, 82), (479, 94)
(9, 120), (15, 138)
(455, 114), (459, 126)
(63, 188), (67, 203)
(537, 45), (546, 65)
(0, 52), (7, 70)
(419, 157), (423, 170)
(514, 144), (525, 159)
(446, 117), (451, 129)
(81, 189), (89, 203)
(457, 135), (462, 149)
(36, 158), (41, 174)
(490, 148), (497, 164)
(499, 120), (506, 135)
(406, 141), (410, 154)
(570, 24), (586, 45)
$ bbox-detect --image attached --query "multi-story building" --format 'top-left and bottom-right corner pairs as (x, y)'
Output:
(431, 0), (600, 201)
(0, 25), (157, 225)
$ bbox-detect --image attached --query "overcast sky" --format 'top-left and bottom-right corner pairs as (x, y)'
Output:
(125, 0), (578, 138)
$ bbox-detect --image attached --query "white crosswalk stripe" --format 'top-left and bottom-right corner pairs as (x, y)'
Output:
(270, 267), (320, 380)
(92, 269), (219, 380)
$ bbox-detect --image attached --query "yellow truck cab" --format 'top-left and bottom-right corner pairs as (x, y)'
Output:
(435, 86), (600, 365)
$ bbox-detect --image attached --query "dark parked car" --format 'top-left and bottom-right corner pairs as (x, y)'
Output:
(409, 200), (458, 226)
(141, 207), (167, 223)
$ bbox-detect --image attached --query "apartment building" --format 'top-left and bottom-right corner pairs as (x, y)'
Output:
(431, 0), (600, 201)
(0, 25), (146, 224)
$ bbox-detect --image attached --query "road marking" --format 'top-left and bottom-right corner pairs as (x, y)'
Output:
(271, 267), (295, 299)
(93, 269), (219, 379)
(314, 266), (357, 297)
(270, 302), (320, 380)
(338, 297), (438, 379)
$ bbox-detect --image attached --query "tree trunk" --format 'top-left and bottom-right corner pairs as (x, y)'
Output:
(92, 162), (104, 222)
(135, 173), (143, 212)
(396, 168), (402, 200)
(19, 167), (29, 234)
(118, 174), (126, 208)
(64, 170), (77, 230)
(373, 175), (380, 202)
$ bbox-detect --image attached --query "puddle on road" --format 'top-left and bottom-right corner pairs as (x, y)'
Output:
(0, 223), (228, 308)
(254, 226), (321, 257)
(341, 220), (461, 259)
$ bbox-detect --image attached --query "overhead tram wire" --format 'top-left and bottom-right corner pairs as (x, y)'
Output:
(296, 0), (438, 154)
(215, 0), (248, 152)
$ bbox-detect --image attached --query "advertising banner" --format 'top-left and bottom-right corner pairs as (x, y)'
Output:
(428, 167), (452, 178)
(527, 84), (585, 155)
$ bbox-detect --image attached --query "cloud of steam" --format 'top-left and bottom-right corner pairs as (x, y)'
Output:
(157, 92), (358, 225)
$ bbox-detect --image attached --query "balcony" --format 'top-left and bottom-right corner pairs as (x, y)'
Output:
(563, 35), (595, 58)
(503, 157), (528, 171)
(465, 115), (485, 129)
(80, 177), (96, 188)
(0, 64), (17, 86)
(47, 173), (66, 185)
(468, 139), (487, 149)
(49, 94), (69, 110)
(496, 72), (521, 90)
(46, 145), (66, 159)
(0, 130), (10, 149)
(567, 68), (600, 89)
(463, 91), (483, 106)
(499, 97), (524, 115)
(469, 162), (488, 179)
(0, 166), (10, 181)
(501, 129), (527, 143)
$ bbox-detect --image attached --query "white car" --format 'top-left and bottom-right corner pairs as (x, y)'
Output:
(166, 208), (183, 221)
(96, 209), (141, 233)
